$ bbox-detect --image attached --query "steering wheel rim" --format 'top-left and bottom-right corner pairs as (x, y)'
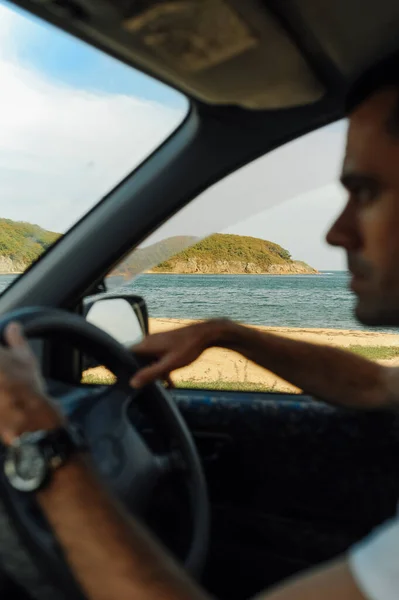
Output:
(0, 307), (209, 599)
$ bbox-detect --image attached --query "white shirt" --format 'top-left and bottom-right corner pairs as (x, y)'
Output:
(349, 514), (399, 600)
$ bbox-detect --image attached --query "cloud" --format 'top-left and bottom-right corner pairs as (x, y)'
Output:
(0, 2), (186, 232)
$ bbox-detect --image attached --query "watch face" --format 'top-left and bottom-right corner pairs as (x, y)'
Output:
(4, 442), (47, 492)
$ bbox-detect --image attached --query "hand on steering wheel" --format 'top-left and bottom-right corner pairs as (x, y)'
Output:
(0, 322), (63, 446)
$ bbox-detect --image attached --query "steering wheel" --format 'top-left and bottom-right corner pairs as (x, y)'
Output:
(0, 307), (209, 600)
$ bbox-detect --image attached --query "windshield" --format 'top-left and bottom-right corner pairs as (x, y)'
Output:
(0, 0), (188, 293)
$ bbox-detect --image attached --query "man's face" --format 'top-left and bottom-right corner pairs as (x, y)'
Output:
(327, 88), (399, 325)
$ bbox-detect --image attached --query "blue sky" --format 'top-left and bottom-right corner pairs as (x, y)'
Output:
(0, 1), (348, 270)
(2, 0), (186, 107)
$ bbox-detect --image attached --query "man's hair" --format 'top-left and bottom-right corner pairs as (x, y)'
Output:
(346, 50), (399, 127)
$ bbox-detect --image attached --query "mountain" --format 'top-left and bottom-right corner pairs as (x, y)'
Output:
(150, 234), (317, 275)
(0, 218), (60, 273)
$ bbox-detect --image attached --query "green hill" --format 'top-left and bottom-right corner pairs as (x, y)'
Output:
(150, 234), (317, 275)
(0, 219), (60, 273)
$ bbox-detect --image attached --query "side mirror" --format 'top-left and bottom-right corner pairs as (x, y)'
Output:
(84, 294), (148, 347)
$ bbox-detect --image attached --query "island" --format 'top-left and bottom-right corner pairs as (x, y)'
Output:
(113, 233), (318, 277)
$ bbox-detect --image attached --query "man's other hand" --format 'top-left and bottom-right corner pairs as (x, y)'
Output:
(129, 319), (231, 389)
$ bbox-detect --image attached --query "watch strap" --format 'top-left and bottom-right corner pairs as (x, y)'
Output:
(35, 425), (87, 471)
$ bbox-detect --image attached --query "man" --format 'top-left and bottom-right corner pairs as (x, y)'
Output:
(1, 52), (399, 600)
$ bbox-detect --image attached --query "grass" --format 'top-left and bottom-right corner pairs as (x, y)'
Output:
(82, 373), (116, 385)
(82, 375), (281, 393)
(175, 380), (280, 392)
(347, 345), (399, 360)
(81, 373), (276, 392)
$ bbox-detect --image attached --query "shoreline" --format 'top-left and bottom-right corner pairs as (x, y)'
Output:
(149, 318), (399, 346)
(0, 271), (23, 275)
(135, 271), (319, 276)
(0, 271), (321, 278)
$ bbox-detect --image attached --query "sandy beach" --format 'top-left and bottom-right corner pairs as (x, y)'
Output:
(84, 318), (399, 392)
(147, 319), (399, 393)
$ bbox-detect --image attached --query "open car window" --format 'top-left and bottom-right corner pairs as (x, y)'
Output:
(0, 0), (188, 294)
(84, 118), (399, 391)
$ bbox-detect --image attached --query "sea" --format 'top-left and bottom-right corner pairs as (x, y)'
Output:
(1, 271), (397, 333)
(105, 271), (396, 333)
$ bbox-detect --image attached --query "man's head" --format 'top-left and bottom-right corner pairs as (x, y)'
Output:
(327, 52), (399, 325)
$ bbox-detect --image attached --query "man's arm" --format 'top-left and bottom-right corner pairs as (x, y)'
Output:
(131, 319), (397, 410)
(37, 456), (207, 600)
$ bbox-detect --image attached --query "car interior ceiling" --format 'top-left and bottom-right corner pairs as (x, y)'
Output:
(3, 2), (399, 600)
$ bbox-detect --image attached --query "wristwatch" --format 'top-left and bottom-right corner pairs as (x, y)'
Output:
(3, 426), (87, 492)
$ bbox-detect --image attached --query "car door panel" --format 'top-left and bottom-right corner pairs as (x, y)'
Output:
(171, 389), (399, 598)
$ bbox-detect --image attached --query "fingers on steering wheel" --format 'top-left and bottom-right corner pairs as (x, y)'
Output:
(130, 356), (175, 389)
(4, 323), (33, 361)
(4, 322), (25, 347)
(165, 375), (175, 389)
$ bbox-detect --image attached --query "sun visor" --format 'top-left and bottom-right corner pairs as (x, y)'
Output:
(120, 0), (324, 109)
(124, 1), (258, 73)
